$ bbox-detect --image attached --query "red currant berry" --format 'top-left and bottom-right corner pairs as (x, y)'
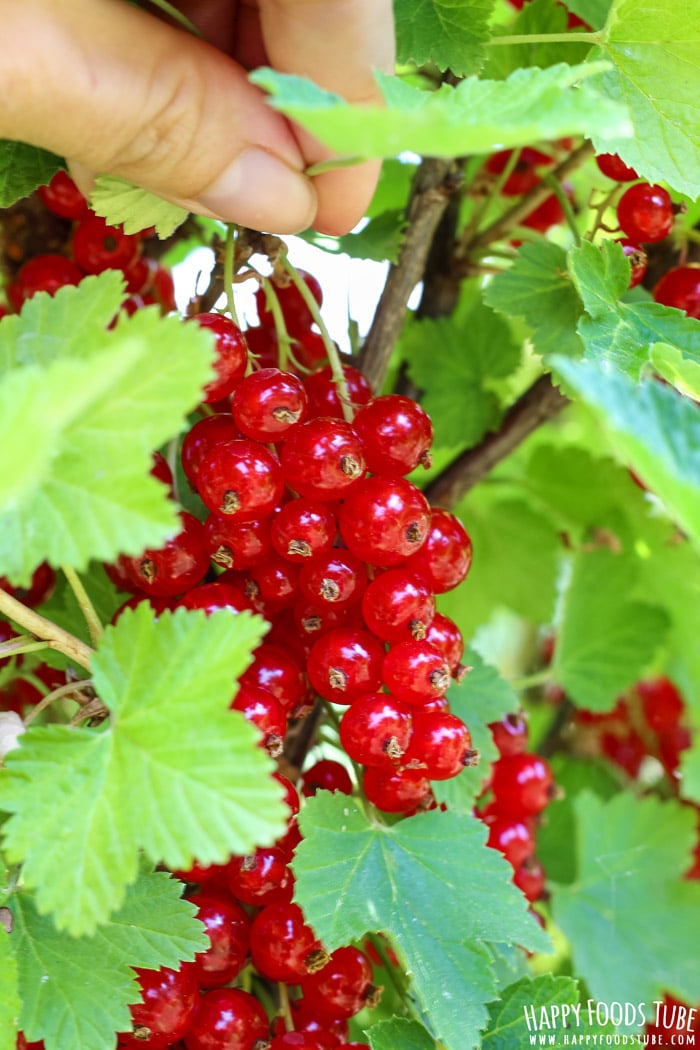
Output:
(403, 710), (476, 779)
(490, 753), (555, 816)
(228, 845), (294, 906)
(189, 892), (251, 988)
(617, 183), (674, 243)
(195, 439), (284, 520)
(268, 1035), (327, 1050)
(521, 193), (564, 233)
(301, 759), (353, 796)
(293, 598), (355, 641)
(404, 508), (473, 593)
(231, 683), (286, 755)
(38, 169), (88, 219)
(122, 511), (209, 597)
(192, 314), (248, 404)
(637, 677), (684, 735)
(339, 693), (413, 767)
(247, 554), (300, 607)
(382, 639), (450, 706)
(617, 239), (647, 289)
(239, 643), (305, 713)
(653, 264), (700, 319)
(300, 946), (376, 1021)
(513, 857), (546, 902)
(250, 901), (327, 983)
(204, 515), (272, 571)
(181, 415), (242, 488)
(363, 765), (432, 813)
(338, 476), (431, 567)
(281, 419), (366, 501)
(8, 254), (82, 309)
(71, 214), (141, 274)
(304, 364), (372, 419)
(176, 581), (253, 615)
(595, 153), (638, 182)
(298, 549), (368, 609)
(183, 988), (269, 1050)
(486, 147), (553, 196)
(307, 627), (385, 703)
(485, 814), (536, 869)
(232, 367), (308, 441)
(271, 500), (337, 563)
(119, 964), (199, 1048)
(362, 569), (436, 643)
(353, 394), (433, 475)
(424, 613), (465, 674)
(489, 712), (529, 757)
(0, 563), (55, 608)
(256, 269), (323, 337)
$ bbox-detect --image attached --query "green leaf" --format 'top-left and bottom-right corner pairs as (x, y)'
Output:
(394, 0), (496, 76)
(553, 549), (668, 711)
(294, 795), (549, 1050)
(0, 606), (286, 934)
(651, 342), (700, 401)
(37, 564), (124, 666)
(300, 211), (406, 264)
(483, 242), (583, 358)
(482, 975), (579, 1048)
(486, 0), (590, 79)
(434, 651), (520, 811)
(10, 869), (205, 1050)
(564, 0), (612, 30)
(552, 356), (700, 545)
(0, 272), (126, 370)
(90, 175), (188, 238)
(0, 141), (62, 207)
(551, 792), (700, 1006)
(367, 1016), (437, 1050)
(366, 158), (417, 218)
(0, 308), (214, 581)
(680, 745), (700, 805)
(0, 925), (20, 1050)
(567, 240), (700, 378)
(250, 63), (631, 159)
(586, 0), (700, 197)
(400, 298), (520, 448)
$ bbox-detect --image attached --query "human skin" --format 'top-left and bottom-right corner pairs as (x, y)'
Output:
(0, 0), (395, 234)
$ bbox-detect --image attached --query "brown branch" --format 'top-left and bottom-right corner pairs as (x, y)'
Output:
(358, 158), (463, 392)
(465, 141), (595, 253)
(0, 588), (94, 671)
(424, 375), (569, 508)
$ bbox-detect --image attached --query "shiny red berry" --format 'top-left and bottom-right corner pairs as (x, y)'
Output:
(362, 568), (436, 642)
(281, 418), (365, 501)
(181, 415), (242, 488)
(339, 693), (413, 767)
(363, 765), (432, 813)
(595, 153), (638, 182)
(382, 639), (450, 706)
(183, 988), (269, 1050)
(300, 946), (376, 1020)
(250, 901), (326, 983)
(122, 511), (209, 597)
(71, 214), (141, 274)
(338, 476), (431, 567)
(38, 169), (88, 218)
(232, 367), (308, 441)
(192, 314), (248, 403)
(194, 439), (284, 520)
(189, 892), (251, 988)
(405, 508), (473, 593)
(256, 270), (323, 337)
(653, 264), (700, 319)
(301, 759), (353, 796)
(307, 627), (385, 703)
(617, 183), (674, 243)
(490, 753), (555, 816)
(118, 964), (199, 1048)
(304, 364), (372, 419)
(8, 254), (82, 309)
(353, 394), (433, 475)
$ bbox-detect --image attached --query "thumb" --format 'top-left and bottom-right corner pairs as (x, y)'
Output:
(1, 0), (317, 233)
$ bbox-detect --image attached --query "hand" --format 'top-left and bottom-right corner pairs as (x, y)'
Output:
(1, 0), (395, 234)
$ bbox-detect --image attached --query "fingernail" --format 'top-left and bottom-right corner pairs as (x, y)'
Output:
(197, 148), (317, 232)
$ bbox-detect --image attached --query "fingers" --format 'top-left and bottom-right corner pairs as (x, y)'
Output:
(0, 0), (317, 233)
(258, 0), (396, 235)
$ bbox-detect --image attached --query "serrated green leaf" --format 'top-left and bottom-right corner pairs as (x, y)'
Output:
(552, 357), (700, 545)
(90, 176), (188, 238)
(567, 240), (700, 377)
(0, 607), (286, 934)
(483, 241), (583, 358)
(483, 975), (580, 1048)
(0, 925), (20, 1050)
(300, 210), (406, 264)
(400, 299), (520, 448)
(10, 869), (205, 1050)
(294, 795), (549, 1050)
(0, 141), (62, 207)
(434, 650), (519, 811)
(394, 0), (496, 76)
(586, 0), (700, 197)
(250, 63), (630, 159)
(553, 549), (668, 710)
(551, 792), (700, 1006)
(367, 1016), (436, 1050)
(0, 272), (125, 370)
(0, 309), (214, 581)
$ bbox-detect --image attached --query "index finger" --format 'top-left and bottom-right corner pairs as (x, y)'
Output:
(258, 0), (395, 235)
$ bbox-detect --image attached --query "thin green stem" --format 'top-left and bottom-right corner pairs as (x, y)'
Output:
(0, 588), (94, 671)
(61, 566), (103, 646)
(512, 668), (552, 691)
(278, 250), (354, 422)
(489, 31), (601, 45)
(277, 982), (294, 1032)
(463, 148), (522, 247)
(0, 638), (49, 661)
(222, 225), (240, 330)
(542, 173), (581, 245)
(24, 678), (95, 726)
(259, 278), (294, 373)
(305, 155), (364, 177)
(583, 185), (621, 240)
(141, 0), (204, 36)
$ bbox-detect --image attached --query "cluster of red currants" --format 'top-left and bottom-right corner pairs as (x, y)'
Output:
(479, 714), (555, 907)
